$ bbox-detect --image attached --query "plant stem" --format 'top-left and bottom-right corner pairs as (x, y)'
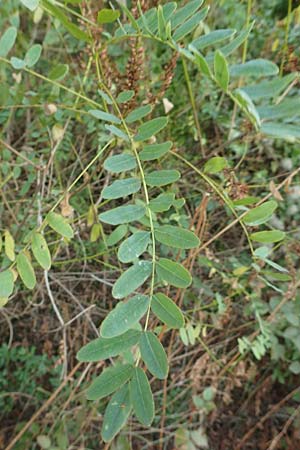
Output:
(170, 150), (254, 255)
(93, 57), (157, 338)
(280, 0), (293, 76)
(182, 58), (204, 157)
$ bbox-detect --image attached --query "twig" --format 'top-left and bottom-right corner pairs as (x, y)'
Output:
(236, 385), (300, 450)
(0, 138), (42, 169)
(267, 404), (300, 450)
(0, 309), (14, 348)
(44, 270), (68, 378)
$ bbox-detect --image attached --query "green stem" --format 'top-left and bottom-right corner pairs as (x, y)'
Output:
(228, 0), (253, 138)
(182, 58), (204, 157)
(0, 57), (102, 110)
(280, 0), (293, 76)
(92, 56), (157, 335)
(7, 139), (114, 271)
(170, 150), (254, 255)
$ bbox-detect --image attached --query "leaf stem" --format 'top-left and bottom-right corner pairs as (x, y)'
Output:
(181, 58), (204, 157)
(93, 55), (157, 335)
(170, 150), (254, 255)
(280, 0), (293, 76)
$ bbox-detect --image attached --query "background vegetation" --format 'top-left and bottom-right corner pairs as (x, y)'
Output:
(1, 0), (300, 449)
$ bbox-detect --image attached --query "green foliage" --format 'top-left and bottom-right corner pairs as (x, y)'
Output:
(86, 364), (134, 401)
(0, 27), (17, 57)
(31, 233), (51, 270)
(101, 384), (132, 442)
(100, 295), (150, 338)
(0, 345), (60, 415)
(152, 293), (184, 329)
(1, 0), (300, 445)
(139, 331), (169, 379)
(118, 231), (151, 263)
(156, 258), (192, 288)
(243, 200), (278, 226)
(16, 252), (36, 290)
(130, 367), (154, 426)
(97, 8), (120, 24)
(46, 212), (74, 239)
(77, 330), (141, 362)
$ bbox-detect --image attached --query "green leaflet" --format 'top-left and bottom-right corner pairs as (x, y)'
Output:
(130, 367), (154, 426)
(233, 196), (259, 206)
(180, 327), (189, 346)
(125, 105), (152, 124)
(98, 89), (113, 104)
(24, 44), (42, 68)
(134, 117), (168, 141)
(103, 154), (137, 173)
(10, 57), (26, 70)
(204, 156), (228, 174)
(101, 384), (132, 442)
(107, 225), (128, 247)
(0, 27), (17, 57)
(100, 295), (150, 337)
(173, 198), (185, 208)
(243, 73), (298, 100)
(102, 178), (141, 200)
(156, 258), (192, 288)
(76, 329), (141, 361)
(105, 124), (129, 141)
(135, 2), (176, 35)
(173, 8), (209, 41)
(257, 98), (300, 121)
(254, 246), (288, 273)
(216, 22), (254, 58)
(260, 122), (300, 140)
(16, 253), (36, 290)
(20, 0), (39, 11)
(42, 0), (91, 42)
(191, 48), (212, 77)
(149, 193), (175, 212)
(89, 109), (121, 124)
(230, 59), (279, 78)
(97, 8), (120, 24)
(250, 230), (286, 243)
(151, 293), (184, 329)
(191, 29), (236, 50)
(118, 231), (151, 263)
(139, 141), (172, 161)
(243, 201), (278, 226)
(31, 233), (51, 270)
(46, 212), (74, 239)
(116, 90), (135, 103)
(171, 0), (204, 29)
(0, 270), (14, 298)
(234, 89), (261, 129)
(112, 261), (152, 299)
(139, 331), (168, 379)
(155, 225), (200, 249)
(86, 364), (134, 400)
(145, 170), (180, 187)
(262, 271), (292, 282)
(157, 5), (167, 40)
(214, 50), (229, 91)
(4, 230), (15, 261)
(49, 64), (69, 81)
(99, 205), (146, 225)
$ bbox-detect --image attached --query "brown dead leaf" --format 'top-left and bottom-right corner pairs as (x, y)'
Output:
(60, 193), (74, 217)
(269, 180), (284, 201)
